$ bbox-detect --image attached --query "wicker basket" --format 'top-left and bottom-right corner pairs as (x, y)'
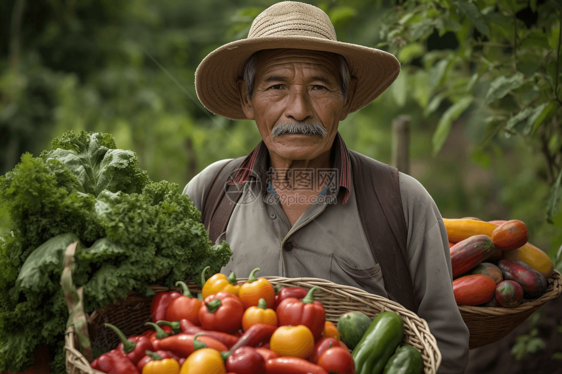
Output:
(65, 277), (441, 374)
(460, 270), (562, 349)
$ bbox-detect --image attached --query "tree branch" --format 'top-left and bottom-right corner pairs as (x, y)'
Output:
(554, 10), (562, 104)
(9, 0), (27, 69)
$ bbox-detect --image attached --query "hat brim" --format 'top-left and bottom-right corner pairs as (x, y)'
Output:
(195, 36), (400, 120)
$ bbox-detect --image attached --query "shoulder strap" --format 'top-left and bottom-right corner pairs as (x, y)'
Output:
(348, 150), (416, 312)
(202, 157), (246, 244)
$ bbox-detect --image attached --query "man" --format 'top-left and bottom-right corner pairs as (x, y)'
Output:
(185, 2), (469, 373)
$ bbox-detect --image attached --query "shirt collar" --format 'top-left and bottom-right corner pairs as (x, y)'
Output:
(228, 132), (351, 205)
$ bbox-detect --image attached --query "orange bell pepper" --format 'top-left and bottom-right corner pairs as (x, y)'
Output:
(269, 325), (315, 359)
(142, 351), (180, 374)
(179, 348), (226, 374)
(322, 321), (340, 340)
(238, 268), (275, 309)
(201, 266), (240, 299)
(242, 298), (278, 331)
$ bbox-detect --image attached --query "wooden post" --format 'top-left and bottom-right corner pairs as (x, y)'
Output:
(392, 116), (410, 175)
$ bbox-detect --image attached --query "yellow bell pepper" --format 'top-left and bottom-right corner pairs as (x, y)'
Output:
(142, 351), (180, 374)
(201, 266), (240, 299)
(270, 325), (314, 359)
(179, 348), (226, 374)
(242, 298), (278, 331)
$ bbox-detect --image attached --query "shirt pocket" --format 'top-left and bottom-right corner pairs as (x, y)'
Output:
(330, 254), (386, 297)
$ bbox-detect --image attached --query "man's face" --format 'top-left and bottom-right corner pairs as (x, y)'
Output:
(240, 49), (352, 162)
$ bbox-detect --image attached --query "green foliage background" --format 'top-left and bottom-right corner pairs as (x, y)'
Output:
(1, 0), (562, 369)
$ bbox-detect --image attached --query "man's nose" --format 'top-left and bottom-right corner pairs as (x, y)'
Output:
(285, 87), (314, 122)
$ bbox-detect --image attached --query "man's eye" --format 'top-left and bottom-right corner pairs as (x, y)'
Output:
(268, 84), (283, 90)
(312, 85), (326, 90)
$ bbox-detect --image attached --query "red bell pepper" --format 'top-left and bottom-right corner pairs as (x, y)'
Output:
(136, 350), (180, 372)
(224, 347), (266, 374)
(274, 286), (308, 308)
(91, 349), (140, 374)
(229, 323), (277, 352)
(104, 323), (154, 365)
(199, 291), (244, 333)
(276, 286), (326, 341)
(145, 322), (170, 350)
(265, 357), (328, 374)
(317, 347), (355, 374)
(157, 333), (228, 358)
(151, 289), (181, 323)
(310, 337), (348, 363)
(165, 281), (202, 325)
(157, 319), (239, 349)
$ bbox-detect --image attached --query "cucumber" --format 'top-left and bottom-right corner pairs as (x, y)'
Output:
(383, 344), (423, 374)
(336, 312), (372, 350)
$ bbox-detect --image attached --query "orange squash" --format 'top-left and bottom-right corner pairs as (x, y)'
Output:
(443, 219), (497, 243)
(491, 220), (528, 251)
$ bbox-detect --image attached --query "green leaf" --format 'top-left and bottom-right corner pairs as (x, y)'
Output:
(531, 101), (557, 134)
(485, 73), (526, 104)
(430, 58), (452, 92)
(398, 43), (425, 63)
(527, 338), (546, 353)
(547, 169), (562, 223)
(454, 1), (490, 37)
(436, 18), (462, 36)
(553, 352), (562, 360)
(411, 22), (433, 41)
(412, 71), (430, 108)
(391, 70), (408, 107)
(432, 97), (473, 156)
(329, 6), (357, 28)
(425, 94), (445, 117)
(471, 149), (492, 168)
(16, 234), (80, 294)
(522, 102), (549, 135)
(505, 107), (534, 133)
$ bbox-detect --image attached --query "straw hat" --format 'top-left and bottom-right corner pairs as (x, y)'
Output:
(195, 1), (400, 120)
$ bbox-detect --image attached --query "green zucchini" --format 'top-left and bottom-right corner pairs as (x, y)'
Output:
(383, 344), (423, 374)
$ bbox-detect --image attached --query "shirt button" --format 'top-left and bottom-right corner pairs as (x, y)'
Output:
(269, 212), (277, 220)
(283, 242), (293, 252)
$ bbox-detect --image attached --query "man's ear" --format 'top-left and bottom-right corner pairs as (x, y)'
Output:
(339, 77), (358, 121)
(237, 79), (255, 120)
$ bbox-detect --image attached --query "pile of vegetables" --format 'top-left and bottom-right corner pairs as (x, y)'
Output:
(445, 218), (554, 307)
(0, 131), (232, 373)
(91, 267), (423, 374)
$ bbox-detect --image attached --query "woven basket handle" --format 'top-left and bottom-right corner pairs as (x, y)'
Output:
(60, 241), (93, 362)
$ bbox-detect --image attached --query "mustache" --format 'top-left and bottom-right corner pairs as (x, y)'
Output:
(271, 122), (327, 137)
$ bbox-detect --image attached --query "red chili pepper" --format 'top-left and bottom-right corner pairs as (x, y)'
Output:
(310, 337), (348, 363)
(157, 319), (239, 349)
(92, 349), (140, 374)
(136, 350), (180, 372)
(199, 292), (244, 334)
(151, 289), (181, 323)
(265, 357), (328, 374)
(229, 323), (277, 352)
(165, 281), (202, 325)
(276, 286), (326, 341)
(224, 347), (266, 374)
(145, 322), (171, 350)
(317, 347), (355, 374)
(157, 333), (227, 358)
(104, 323), (154, 365)
(255, 348), (279, 362)
(274, 287), (308, 308)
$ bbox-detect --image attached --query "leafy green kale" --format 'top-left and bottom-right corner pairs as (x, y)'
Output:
(0, 131), (231, 373)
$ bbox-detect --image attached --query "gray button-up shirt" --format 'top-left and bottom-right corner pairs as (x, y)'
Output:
(184, 138), (469, 374)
